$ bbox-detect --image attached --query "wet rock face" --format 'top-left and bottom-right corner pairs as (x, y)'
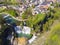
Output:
(13, 37), (28, 45)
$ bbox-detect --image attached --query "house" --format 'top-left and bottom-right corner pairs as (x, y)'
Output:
(14, 26), (31, 34)
(40, 4), (49, 9)
(40, 0), (46, 4)
(14, 26), (22, 34)
(22, 26), (31, 34)
(39, 4), (49, 13)
(29, 0), (40, 7)
(32, 7), (41, 15)
(46, 0), (57, 3)
(39, 0), (53, 13)
(32, 1), (50, 15)
(41, 1), (52, 6)
(32, 0), (54, 15)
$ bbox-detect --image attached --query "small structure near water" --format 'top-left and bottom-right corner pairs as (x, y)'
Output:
(14, 26), (37, 45)
(1, 13), (37, 45)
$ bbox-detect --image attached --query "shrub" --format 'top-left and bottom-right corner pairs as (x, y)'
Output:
(43, 18), (54, 31)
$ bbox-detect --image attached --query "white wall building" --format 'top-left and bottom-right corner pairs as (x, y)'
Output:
(22, 26), (31, 34)
(14, 26), (31, 34)
(39, 0), (46, 4)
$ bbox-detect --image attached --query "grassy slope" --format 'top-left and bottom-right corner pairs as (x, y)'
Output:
(44, 22), (60, 45)
(30, 20), (60, 45)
